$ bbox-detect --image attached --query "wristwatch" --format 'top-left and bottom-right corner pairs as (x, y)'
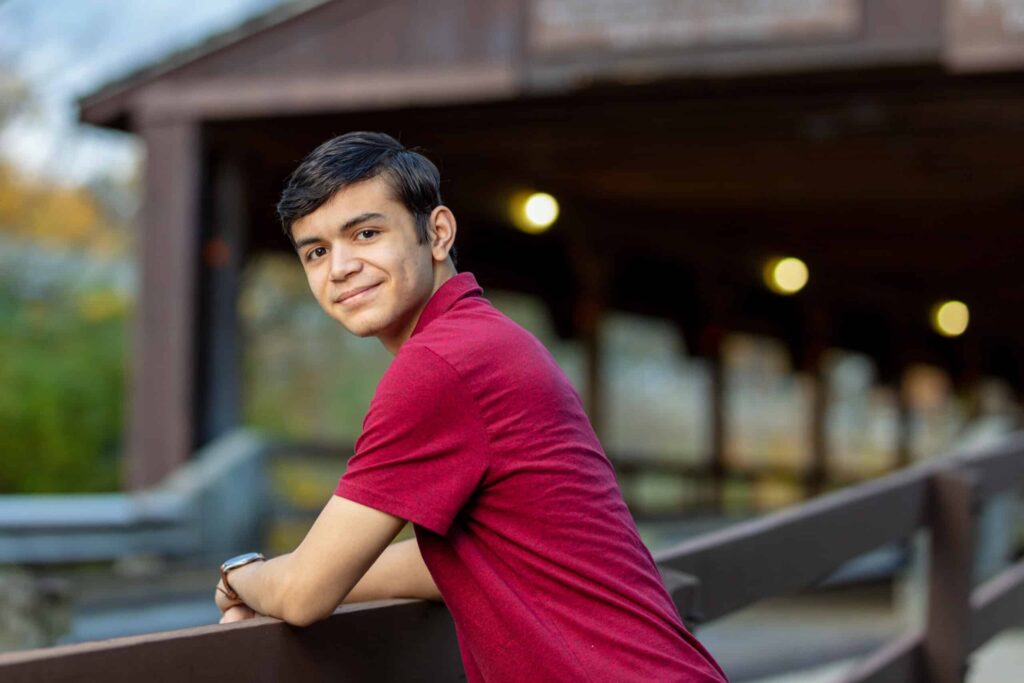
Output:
(219, 552), (265, 600)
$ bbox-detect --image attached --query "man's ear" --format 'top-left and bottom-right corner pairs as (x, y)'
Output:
(428, 206), (457, 263)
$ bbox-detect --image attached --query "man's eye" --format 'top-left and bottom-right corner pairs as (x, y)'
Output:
(306, 246), (327, 261)
(356, 229), (379, 240)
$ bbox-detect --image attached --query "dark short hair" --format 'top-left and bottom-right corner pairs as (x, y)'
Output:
(277, 131), (455, 263)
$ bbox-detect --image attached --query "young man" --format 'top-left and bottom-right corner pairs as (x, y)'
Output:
(214, 132), (726, 682)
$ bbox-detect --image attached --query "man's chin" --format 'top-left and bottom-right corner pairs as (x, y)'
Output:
(339, 323), (379, 338)
(333, 315), (385, 339)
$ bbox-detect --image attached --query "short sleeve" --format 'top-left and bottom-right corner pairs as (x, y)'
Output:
(334, 345), (490, 536)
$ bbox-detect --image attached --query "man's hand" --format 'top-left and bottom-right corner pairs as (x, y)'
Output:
(214, 577), (245, 615)
(219, 604), (258, 624)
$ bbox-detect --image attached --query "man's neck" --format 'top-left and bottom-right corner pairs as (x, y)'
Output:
(380, 263), (458, 355)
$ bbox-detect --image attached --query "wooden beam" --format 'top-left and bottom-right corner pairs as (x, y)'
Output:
(571, 243), (608, 438)
(653, 463), (934, 621)
(0, 600), (463, 683)
(127, 119), (202, 489)
(803, 306), (830, 498)
(132, 65), (521, 123)
(836, 633), (924, 683)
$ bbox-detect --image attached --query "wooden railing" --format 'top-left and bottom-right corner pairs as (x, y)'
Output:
(654, 434), (1024, 683)
(2, 436), (1022, 682)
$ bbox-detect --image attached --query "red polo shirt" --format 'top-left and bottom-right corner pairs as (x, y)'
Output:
(335, 273), (726, 683)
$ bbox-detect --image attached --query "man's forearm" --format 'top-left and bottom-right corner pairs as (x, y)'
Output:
(343, 538), (442, 604)
(225, 538), (441, 623)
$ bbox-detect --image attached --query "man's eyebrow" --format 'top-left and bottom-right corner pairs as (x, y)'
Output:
(340, 212), (386, 232)
(293, 212), (386, 250)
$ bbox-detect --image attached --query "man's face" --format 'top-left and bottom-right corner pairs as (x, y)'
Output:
(291, 176), (437, 351)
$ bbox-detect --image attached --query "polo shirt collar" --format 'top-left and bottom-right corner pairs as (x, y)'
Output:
(411, 272), (483, 337)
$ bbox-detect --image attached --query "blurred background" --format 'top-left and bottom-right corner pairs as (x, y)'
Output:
(2, 0), (1023, 680)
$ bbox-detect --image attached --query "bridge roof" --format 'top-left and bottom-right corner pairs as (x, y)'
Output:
(79, 0), (1024, 387)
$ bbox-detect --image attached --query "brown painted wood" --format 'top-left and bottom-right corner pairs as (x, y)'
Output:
(132, 65), (522, 122)
(701, 324), (727, 513)
(0, 600), (462, 683)
(527, 0), (944, 87)
(570, 243), (608, 437)
(81, 0), (526, 126)
(969, 559), (1024, 652)
(803, 306), (831, 497)
(923, 471), (976, 683)
(195, 154), (246, 444)
(75, 0), (1024, 501)
(653, 462), (936, 621)
(946, 0), (1024, 71)
(5, 438), (1024, 682)
(127, 120), (202, 489)
(837, 633), (925, 683)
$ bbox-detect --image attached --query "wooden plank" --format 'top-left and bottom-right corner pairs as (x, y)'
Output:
(836, 633), (924, 683)
(653, 463), (935, 620)
(969, 559), (1024, 651)
(0, 600), (463, 683)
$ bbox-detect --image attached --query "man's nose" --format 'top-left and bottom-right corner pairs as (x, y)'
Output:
(329, 245), (362, 280)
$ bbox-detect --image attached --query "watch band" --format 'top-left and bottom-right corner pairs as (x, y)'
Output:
(219, 552), (265, 600)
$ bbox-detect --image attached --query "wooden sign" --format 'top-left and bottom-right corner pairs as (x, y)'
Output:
(947, 0), (1024, 71)
(530, 0), (861, 54)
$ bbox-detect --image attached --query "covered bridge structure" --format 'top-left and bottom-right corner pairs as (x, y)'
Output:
(79, 0), (1024, 490)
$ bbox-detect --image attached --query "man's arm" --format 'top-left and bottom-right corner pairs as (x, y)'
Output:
(343, 537), (443, 604)
(217, 495), (412, 626)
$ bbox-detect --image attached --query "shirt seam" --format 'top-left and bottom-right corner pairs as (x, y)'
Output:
(335, 479), (449, 536)
(414, 344), (498, 482)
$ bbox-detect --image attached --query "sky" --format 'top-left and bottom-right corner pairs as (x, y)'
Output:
(0, 0), (289, 185)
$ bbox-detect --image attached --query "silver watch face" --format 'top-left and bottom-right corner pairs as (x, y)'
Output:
(221, 552), (264, 572)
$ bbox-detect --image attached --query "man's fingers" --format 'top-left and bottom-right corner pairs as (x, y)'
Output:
(219, 605), (256, 623)
(215, 582), (244, 614)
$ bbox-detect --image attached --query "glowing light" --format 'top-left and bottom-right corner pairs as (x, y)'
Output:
(931, 300), (969, 337)
(511, 192), (559, 233)
(763, 256), (809, 295)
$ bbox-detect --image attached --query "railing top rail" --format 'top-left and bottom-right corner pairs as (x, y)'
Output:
(653, 460), (940, 621)
(0, 599), (463, 683)
(652, 433), (1024, 622)
(952, 432), (1024, 498)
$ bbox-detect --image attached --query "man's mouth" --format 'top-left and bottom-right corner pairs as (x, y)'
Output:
(335, 283), (381, 305)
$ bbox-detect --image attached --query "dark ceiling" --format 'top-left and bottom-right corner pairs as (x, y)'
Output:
(204, 66), (1024, 386)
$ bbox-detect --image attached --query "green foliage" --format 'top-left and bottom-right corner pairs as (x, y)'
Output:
(0, 272), (126, 493)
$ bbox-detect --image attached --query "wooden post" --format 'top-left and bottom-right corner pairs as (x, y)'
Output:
(896, 380), (913, 469)
(126, 118), (202, 489)
(195, 154), (246, 444)
(804, 305), (830, 498)
(578, 295), (605, 438)
(807, 363), (829, 497)
(571, 245), (608, 439)
(924, 470), (976, 683)
(701, 323), (726, 513)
